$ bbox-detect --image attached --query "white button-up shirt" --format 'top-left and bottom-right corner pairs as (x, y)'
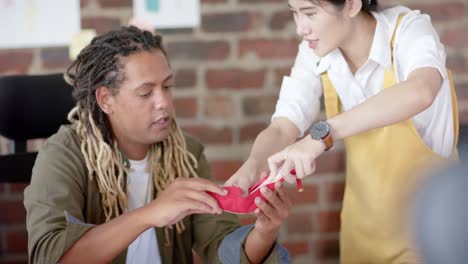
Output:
(272, 6), (454, 157)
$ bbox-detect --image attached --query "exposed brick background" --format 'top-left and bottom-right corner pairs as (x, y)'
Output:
(1, 0), (467, 263)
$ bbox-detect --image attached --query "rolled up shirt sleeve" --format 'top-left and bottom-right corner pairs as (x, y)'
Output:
(24, 141), (93, 264)
(218, 225), (291, 264)
(272, 40), (323, 137)
(395, 11), (448, 81)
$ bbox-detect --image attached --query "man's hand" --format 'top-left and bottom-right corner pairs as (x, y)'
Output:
(243, 180), (293, 263)
(142, 177), (227, 227)
(253, 180), (292, 237)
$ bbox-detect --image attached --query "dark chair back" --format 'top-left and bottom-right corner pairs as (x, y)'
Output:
(0, 73), (75, 182)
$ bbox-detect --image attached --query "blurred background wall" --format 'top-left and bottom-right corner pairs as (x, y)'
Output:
(0, 0), (467, 263)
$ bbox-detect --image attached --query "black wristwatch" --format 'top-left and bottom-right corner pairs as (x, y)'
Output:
(310, 121), (333, 151)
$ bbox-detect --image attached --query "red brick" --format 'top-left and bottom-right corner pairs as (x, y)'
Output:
(202, 12), (257, 33)
(210, 160), (243, 181)
(204, 96), (234, 119)
(283, 240), (309, 257)
(314, 239), (340, 259)
(5, 230), (28, 254)
(174, 97), (197, 118)
(97, 0), (131, 8)
(0, 51), (33, 74)
(41, 47), (71, 69)
(287, 212), (314, 234)
(408, 2), (465, 22)
(0, 201), (26, 224)
(182, 125), (233, 145)
(242, 95), (278, 117)
(324, 181), (345, 203)
(239, 122), (268, 143)
(9, 183), (28, 194)
(167, 41), (229, 61)
(315, 150), (345, 175)
(285, 183), (318, 205)
(455, 83), (468, 112)
(174, 69), (196, 88)
(158, 28), (194, 35)
(270, 10), (293, 31)
(442, 27), (468, 49)
(446, 53), (467, 74)
(318, 210), (341, 233)
(239, 39), (298, 59)
(81, 17), (121, 35)
(460, 111), (468, 125)
(80, 0), (90, 9)
(206, 69), (266, 90)
(274, 67), (291, 87)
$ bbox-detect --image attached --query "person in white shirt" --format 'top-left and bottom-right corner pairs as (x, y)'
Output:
(225, 0), (459, 262)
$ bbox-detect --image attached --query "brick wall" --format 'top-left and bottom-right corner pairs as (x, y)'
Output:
(0, 0), (467, 263)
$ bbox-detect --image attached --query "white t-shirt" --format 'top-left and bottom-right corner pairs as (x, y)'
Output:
(272, 6), (454, 158)
(126, 155), (162, 264)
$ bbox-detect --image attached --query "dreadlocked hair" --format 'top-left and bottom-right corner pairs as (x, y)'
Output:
(64, 26), (198, 239)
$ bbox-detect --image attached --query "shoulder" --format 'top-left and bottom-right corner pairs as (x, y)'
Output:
(33, 124), (87, 182)
(378, 6), (436, 39)
(40, 124), (83, 159)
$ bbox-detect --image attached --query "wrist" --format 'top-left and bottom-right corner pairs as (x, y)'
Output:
(251, 225), (278, 241)
(309, 120), (333, 151)
(135, 205), (161, 229)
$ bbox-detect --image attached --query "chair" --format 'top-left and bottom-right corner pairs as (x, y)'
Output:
(0, 73), (75, 182)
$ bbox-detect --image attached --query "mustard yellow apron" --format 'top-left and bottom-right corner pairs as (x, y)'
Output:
(321, 15), (459, 263)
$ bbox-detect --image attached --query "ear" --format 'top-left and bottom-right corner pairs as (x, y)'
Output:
(95, 86), (114, 114)
(345, 0), (362, 18)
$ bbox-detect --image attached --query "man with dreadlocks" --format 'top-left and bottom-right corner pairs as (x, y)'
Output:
(24, 26), (291, 264)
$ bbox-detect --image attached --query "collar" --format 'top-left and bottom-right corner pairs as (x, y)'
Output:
(367, 11), (392, 70)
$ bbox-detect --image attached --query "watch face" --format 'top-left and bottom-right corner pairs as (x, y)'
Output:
(311, 121), (329, 140)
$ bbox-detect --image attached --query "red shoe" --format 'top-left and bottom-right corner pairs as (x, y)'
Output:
(208, 170), (303, 214)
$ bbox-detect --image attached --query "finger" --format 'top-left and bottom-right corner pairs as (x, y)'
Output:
(280, 161), (295, 184)
(184, 190), (222, 213)
(254, 208), (270, 224)
(303, 159), (314, 177)
(268, 151), (286, 180)
(276, 183), (293, 208)
(294, 159), (305, 179)
(180, 199), (215, 215)
(255, 196), (279, 220)
(260, 186), (283, 210)
(189, 178), (228, 196)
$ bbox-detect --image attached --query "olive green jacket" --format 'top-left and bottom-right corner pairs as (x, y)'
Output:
(24, 125), (289, 264)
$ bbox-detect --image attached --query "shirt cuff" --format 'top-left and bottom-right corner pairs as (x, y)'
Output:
(63, 211), (95, 259)
(218, 224), (291, 264)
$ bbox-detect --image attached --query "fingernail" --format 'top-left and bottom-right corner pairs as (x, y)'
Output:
(260, 187), (267, 193)
(255, 197), (262, 205)
(275, 181), (281, 188)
